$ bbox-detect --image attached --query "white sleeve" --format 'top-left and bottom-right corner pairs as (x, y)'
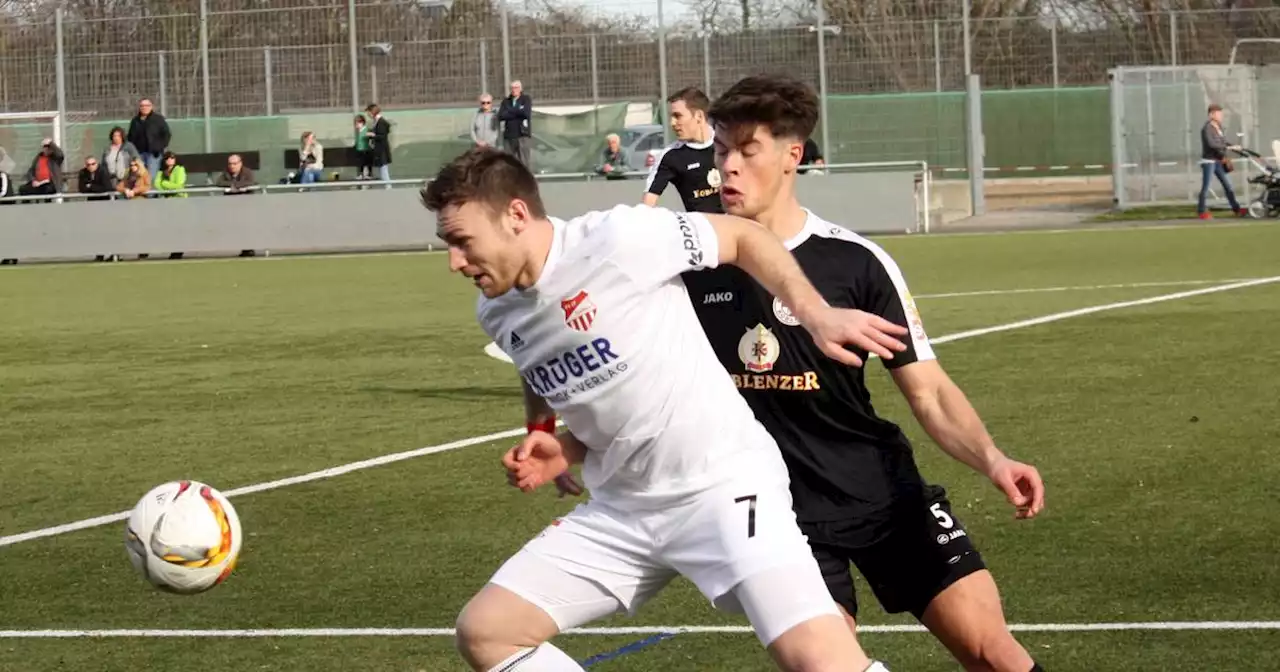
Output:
(603, 205), (720, 287)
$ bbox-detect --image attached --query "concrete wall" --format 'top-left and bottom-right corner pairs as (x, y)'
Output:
(0, 173), (919, 261)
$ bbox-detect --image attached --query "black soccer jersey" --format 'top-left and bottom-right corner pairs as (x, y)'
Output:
(682, 211), (937, 524)
(645, 137), (723, 214)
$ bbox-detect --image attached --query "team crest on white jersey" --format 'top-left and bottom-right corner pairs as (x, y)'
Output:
(561, 290), (598, 332)
(772, 297), (800, 326)
(738, 324), (780, 373)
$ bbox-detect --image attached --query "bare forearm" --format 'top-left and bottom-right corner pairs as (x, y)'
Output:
(521, 381), (555, 425)
(556, 431), (589, 465)
(908, 383), (1006, 476)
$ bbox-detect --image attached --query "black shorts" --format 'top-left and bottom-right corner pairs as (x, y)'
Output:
(801, 487), (987, 619)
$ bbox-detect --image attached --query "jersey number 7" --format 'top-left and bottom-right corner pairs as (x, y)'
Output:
(734, 494), (758, 538)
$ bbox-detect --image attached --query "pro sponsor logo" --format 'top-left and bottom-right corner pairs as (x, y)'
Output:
(772, 297), (800, 326)
(676, 213), (705, 267)
(522, 337), (628, 404)
(561, 290), (598, 332)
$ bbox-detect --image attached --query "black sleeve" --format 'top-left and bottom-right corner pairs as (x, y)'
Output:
(159, 116), (171, 149)
(644, 151), (675, 196)
(858, 252), (936, 369)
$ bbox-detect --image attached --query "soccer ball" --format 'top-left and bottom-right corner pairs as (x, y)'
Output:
(124, 481), (242, 594)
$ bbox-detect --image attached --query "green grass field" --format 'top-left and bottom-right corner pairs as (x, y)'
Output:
(2, 221), (1279, 671)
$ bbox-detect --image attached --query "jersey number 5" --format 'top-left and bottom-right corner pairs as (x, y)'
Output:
(735, 494), (758, 538)
(930, 502), (954, 529)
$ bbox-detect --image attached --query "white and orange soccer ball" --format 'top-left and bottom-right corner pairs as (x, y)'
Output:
(124, 481), (242, 594)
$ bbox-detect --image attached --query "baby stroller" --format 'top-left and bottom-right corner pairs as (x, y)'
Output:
(1233, 147), (1280, 218)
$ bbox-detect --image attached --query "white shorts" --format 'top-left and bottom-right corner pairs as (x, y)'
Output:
(488, 475), (839, 645)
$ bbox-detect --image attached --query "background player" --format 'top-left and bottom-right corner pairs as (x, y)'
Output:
(682, 74), (1047, 672)
(423, 147), (903, 672)
(642, 87), (724, 213)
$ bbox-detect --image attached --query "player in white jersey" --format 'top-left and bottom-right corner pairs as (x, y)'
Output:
(422, 146), (910, 672)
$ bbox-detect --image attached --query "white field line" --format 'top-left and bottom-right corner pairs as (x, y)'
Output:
(4, 275), (1278, 549)
(1, 622), (1278, 638)
(913, 277), (1261, 300)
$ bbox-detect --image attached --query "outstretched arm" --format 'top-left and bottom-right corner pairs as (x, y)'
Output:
(705, 213), (908, 366)
(890, 360), (1045, 519)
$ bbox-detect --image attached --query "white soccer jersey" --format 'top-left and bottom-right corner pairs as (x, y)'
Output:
(478, 204), (788, 510)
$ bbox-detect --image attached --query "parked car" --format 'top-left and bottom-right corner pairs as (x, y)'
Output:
(619, 124), (667, 173)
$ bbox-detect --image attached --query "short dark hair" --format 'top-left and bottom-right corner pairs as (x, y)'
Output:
(365, 103), (380, 116)
(667, 86), (710, 114)
(709, 74), (819, 142)
(421, 146), (547, 219)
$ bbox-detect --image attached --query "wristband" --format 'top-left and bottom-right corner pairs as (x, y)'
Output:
(527, 416), (557, 434)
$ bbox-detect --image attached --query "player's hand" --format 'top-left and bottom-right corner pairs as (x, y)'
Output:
(804, 307), (909, 367)
(987, 457), (1045, 519)
(503, 431), (571, 493)
(553, 471), (584, 498)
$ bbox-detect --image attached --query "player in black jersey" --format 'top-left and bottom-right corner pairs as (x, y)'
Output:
(687, 75), (1048, 671)
(642, 87), (724, 214)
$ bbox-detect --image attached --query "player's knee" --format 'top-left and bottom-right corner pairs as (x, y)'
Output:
(949, 629), (1029, 672)
(454, 587), (552, 667)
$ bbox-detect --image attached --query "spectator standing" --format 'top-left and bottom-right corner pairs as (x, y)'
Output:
(116, 158), (151, 200)
(353, 115), (373, 180)
(498, 80), (532, 167)
(78, 156), (114, 201)
(595, 133), (630, 179)
(127, 98), (171, 179)
(102, 126), (140, 187)
(364, 103), (392, 183)
(471, 94), (499, 148)
(154, 152), (187, 198)
(297, 132), (325, 184)
(19, 139), (64, 199)
(1199, 103), (1244, 220)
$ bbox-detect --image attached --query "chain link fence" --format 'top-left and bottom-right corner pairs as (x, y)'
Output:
(3, 1), (1280, 182)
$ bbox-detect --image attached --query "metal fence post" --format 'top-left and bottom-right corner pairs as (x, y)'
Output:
(1144, 70), (1155, 203)
(264, 47), (274, 115)
(816, 0), (831, 163)
(933, 21), (942, 92)
(158, 51), (168, 116)
(658, 0), (669, 143)
(962, 0), (972, 76)
(1051, 20), (1059, 88)
(1109, 69), (1126, 209)
(348, 0), (360, 111)
(590, 34), (600, 137)
(55, 8), (67, 148)
(500, 0), (511, 89)
(702, 32), (711, 95)
(1170, 12), (1178, 66)
(199, 0), (212, 152)
(965, 73), (984, 215)
(479, 40), (488, 96)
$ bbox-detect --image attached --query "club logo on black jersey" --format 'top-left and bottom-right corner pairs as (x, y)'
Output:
(707, 168), (722, 188)
(772, 297), (800, 327)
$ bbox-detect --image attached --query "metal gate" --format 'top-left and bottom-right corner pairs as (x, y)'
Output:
(1108, 64), (1280, 209)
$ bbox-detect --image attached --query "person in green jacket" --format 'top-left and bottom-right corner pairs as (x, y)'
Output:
(154, 151), (188, 260)
(154, 151), (187, 197)
(354, 114), (373, 180)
